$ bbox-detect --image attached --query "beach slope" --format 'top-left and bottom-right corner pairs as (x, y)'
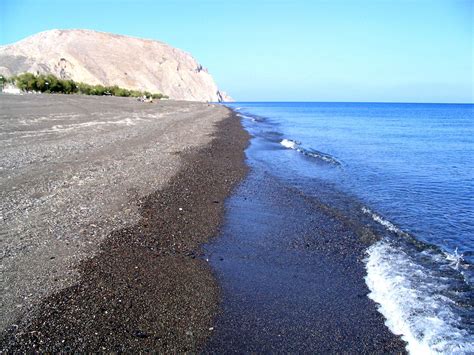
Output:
(0, 94), (248, 351)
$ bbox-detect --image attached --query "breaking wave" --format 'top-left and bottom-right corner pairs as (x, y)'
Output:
(365, 240), (474, 354)
(361, 207), (404, 235)
(280, 139), (340, 165)
(362, 207), (473, 354)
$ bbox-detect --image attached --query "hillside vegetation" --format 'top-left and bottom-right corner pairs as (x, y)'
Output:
(1, 73), (168, 99)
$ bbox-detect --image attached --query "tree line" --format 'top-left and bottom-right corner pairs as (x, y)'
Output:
(0, 73), (168, 99)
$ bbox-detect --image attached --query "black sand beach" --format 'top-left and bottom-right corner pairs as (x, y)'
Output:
(0, 95), (248, 351)
(1, 97), (406, 352)
(0, 94), (233, 332)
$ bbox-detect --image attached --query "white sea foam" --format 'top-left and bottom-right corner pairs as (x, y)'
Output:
(280, 138), (298, 149)
(362, 207), (470, 275)
(444, 248), (465, 270)
(238, 114), (256, 121)
(443, 249), (472, 285)
(362, 206), (473, 353)
(365, 240), (474, 354)
(306, 151), (336, 163)
(280, 138), (341, 165)
(362, 206), (403, 234)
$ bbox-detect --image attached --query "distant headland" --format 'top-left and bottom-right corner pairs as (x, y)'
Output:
(0, 29), (232, 102)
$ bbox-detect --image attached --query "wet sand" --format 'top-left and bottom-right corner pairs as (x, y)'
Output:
(0, 94), (248, 351)
(203, 168), (407, 352)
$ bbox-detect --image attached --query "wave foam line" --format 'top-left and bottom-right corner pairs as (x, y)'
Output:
(280, 138), (298, 149)
(237, 113), (257, 122)
(280, 139), (340, 165)
(362, 207), (403, 234)
(365, 240), (474, 354)
(361, 207), (470, 274)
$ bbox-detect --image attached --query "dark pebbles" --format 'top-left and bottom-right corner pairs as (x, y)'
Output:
(0, 112), (249, 352)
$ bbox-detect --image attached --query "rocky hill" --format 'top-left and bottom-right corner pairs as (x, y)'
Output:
(0, 29), (232, 102)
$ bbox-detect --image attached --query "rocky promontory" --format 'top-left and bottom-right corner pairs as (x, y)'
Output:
(0, 29), (231, 102)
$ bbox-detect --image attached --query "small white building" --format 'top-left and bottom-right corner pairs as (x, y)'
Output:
(1, 84), (21, 95)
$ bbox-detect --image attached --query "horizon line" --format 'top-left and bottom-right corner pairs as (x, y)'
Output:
(226, 100), (474, 105)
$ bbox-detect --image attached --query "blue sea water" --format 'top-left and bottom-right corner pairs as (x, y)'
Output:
(227, 102), (473, 353)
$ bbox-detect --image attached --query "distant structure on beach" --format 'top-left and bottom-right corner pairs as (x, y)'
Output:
(0, 29), (232, 102)
(0, 83), (21, 95)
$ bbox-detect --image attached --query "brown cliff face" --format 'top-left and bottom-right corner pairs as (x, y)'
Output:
(0, 29), (232, 102)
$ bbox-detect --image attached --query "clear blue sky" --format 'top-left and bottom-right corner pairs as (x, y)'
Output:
(1, 0), (472, 103)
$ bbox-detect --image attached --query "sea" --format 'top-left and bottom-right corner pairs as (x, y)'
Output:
(227, 102), (473, 353)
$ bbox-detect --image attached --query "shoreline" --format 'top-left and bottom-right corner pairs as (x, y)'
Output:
(2, 97), (408, 352)
(203, 170), (408, 352)
(203, 109), (408, 352)
(1, 96), (249, 351)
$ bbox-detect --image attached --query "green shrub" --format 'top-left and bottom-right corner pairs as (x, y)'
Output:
(152, 93), (169, 99)
(3, 73), (166, 99)
(14, 73), (37, 91)
(77, 82), (90, 95)
(129, 90), (142, 98)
